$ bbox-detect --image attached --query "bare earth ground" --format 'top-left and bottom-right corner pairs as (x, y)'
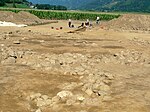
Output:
(0, 20), (150, 112)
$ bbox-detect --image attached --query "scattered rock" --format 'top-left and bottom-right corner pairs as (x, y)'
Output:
(57, 91), (73, 99)
(1, 44), (4, 47)
(66, 98), (76, 106)
(60, 82), (78, 90)
(29, 93), (42, 100)
(51, 96), (60, 104)
(13, 40), (20, 44)
(80, 110), (87, 112)
(1, 57), (16, 64)
(76, 95), (85, 102)
(37, 100), (46, 107)
(45, 99), (52, 105)
(41, 95), (49, 100)
(35, 108), (42, 112)
(85, 89), (93, 96)
(100, 84), (110, 92)
(83, 98), (100, 106)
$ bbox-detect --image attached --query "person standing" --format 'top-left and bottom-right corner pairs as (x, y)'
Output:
(85, 19), (90, 26)
(68, 19), (72, 28)
(96, 17), (100, 24)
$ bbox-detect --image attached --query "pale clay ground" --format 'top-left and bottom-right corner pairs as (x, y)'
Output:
(0, 20), (150, 112)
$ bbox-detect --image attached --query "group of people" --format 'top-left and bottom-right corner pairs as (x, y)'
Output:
(68, 17), (100, 28)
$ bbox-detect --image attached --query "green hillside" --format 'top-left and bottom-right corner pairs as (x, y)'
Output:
(109, 0), (150, 12)
(1, 0), (150, 13)
(0, 0), (30, 8)
(78, 0), (112, 10)
(79, 0), (150, 13)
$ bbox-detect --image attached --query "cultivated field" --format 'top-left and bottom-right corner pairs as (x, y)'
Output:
(0, 11), (150, 112)
(0, 8), (120, 20)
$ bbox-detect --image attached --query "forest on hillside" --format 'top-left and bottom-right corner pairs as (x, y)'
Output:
(0, 0), (67, 10)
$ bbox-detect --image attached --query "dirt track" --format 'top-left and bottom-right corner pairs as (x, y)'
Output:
(0, 20), (150, 112)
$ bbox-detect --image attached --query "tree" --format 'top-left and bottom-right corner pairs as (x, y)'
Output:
(13, 0), (16, 8)
(0, 0), (5, 6)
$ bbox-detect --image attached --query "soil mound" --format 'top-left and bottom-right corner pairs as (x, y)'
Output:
(0, 11), (43, 25)
(104, 14), (150, 32)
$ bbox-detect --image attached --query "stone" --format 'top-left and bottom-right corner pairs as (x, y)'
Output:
(62, 82), (78, 90)
(105, 73), (114, 80)
(40, 40), (45, 43)
(2, 57), (16, 64)
(102, 96), (113, 101)
(57, 91), (73, 99)
(52, 105), (62, 111)
(57, 91), (73, 102)
(41, 95), (49, 100)
(66, 99), (76, 106)
(17, 51), (24, 58)
(100, 85), (110, 91)
(13, 40), (20, 44)
(74, 66), (85, 72)
(37, 98), (43, 101)
(83, 98), (100, 106)
(76, 95), (85, 102)
(80, 110), (87, 112)
(92, 83), (101, 90)
(85, 89), (93, 96)
(45, 99), (52, 105)
(37, 100), (46, 107)
(30, 93), (42, 100)
(51, 96), (60, 103)
(1, 44), (4, 47)
(7, 49), (16, 57)
(91, 43), (98, 47)
(35, 108), (42, 112)
(102, 80), (110, 85)
(97, 91), (107, 97)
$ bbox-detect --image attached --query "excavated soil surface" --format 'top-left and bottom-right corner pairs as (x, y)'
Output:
(0, 17), (150, 112)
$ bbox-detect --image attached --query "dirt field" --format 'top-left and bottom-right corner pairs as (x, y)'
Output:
(0, 19), (150, 112)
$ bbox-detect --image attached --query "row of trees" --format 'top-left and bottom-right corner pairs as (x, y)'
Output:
(35, 4), (67, 10)
(4, 0), (27, 3)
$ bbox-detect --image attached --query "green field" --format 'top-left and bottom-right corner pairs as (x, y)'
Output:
(0, 8), (121, 21)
